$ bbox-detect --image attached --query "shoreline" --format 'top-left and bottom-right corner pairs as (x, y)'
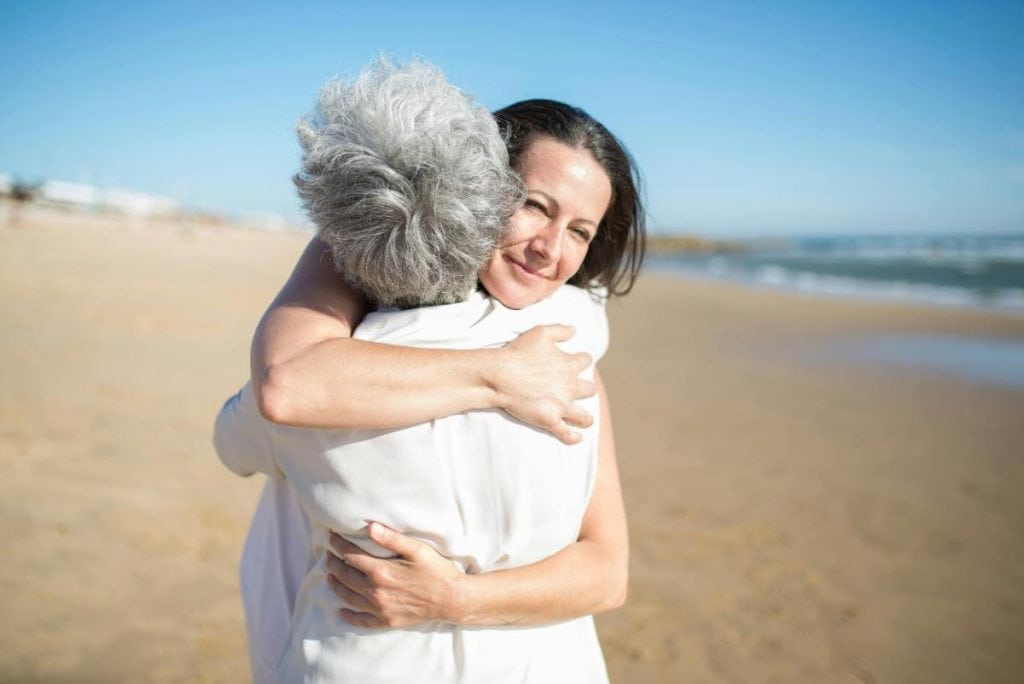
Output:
(646, 263), (1024, 320)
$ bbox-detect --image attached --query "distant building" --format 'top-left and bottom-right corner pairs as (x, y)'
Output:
(39, 180), (101, 207)
(100, 187), (177, 217)
(33, 179), (177, 217)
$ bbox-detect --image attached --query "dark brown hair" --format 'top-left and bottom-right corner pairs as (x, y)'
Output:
(494, 99), (646, 296)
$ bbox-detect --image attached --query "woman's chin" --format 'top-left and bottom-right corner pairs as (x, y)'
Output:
(491, 289), (531, 309)
(502, 298), (530, 310)
(479, 269), (561, 309)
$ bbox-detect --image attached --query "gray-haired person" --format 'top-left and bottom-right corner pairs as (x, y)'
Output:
(216, 57), (644, 682)
(295, 58), (523, 308)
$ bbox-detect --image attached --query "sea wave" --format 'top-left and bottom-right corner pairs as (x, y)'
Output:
(784, 234), (1024, 265)
(650, 250), (1024, 315)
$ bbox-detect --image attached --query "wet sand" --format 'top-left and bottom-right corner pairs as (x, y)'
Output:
(1, 206), (1022, 682)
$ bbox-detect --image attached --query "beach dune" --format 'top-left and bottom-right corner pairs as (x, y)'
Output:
(1, 207), (1022, 682)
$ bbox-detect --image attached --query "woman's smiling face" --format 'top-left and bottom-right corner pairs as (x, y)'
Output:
(479, 136), (612, 309)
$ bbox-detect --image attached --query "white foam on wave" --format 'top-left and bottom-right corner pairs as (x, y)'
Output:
(787, 235), (1024, 265)
(649, 259), (1024, 316)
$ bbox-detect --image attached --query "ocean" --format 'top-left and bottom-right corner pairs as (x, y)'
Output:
(647, 233), (1024, 315)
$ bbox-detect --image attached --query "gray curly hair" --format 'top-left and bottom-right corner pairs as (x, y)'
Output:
(294, 58), (525, 308)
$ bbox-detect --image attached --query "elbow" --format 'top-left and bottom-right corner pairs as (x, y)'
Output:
(256, 366), (296, 425)
(596, 560), (629, 614)
(606, 569), (629, 612)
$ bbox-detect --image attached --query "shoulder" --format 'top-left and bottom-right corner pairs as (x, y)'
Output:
(543, 284), (607, 313)
(544, 285), (610, 361)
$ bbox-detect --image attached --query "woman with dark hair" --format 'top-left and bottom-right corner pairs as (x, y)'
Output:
(218, 60), (646, 681)
(492, 98), (645, 299)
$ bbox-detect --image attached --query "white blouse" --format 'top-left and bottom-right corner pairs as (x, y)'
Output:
(214, 285), (610, 683)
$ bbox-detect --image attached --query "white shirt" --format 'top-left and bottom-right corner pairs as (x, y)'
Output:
(214, 286), (609, 683)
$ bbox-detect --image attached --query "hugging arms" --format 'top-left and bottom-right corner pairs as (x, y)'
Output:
(247, 237), (629, 628)
(253, 238), (598, 445)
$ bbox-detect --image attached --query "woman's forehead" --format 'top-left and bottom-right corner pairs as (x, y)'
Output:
(519, 138), (611, 219)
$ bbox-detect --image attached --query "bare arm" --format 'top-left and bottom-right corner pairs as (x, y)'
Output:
(326, 372), (629, 627)
(251, 238), (595, 443)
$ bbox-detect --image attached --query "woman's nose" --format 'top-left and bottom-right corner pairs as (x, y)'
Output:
(528, 222), (564, 263)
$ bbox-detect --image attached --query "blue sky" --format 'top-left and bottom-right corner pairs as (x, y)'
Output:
(2, 1), (1022, 236)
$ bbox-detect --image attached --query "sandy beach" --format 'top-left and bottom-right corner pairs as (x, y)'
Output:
(1, 206), (1022, 683)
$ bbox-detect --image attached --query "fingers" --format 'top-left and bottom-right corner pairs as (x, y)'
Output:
(338, 608), (386, 629)
(539, 323), (575, 343)
(572, 351), (593, 372)
(329, 532), (365, 556)
(367, 522), (422, 560)
(327, 573), (376, 614)
(329, 533), (381, 576)
(550, 422), (583, 446)
(574, 378), (597, 400)
(329, 530), (403, 572)
(325, 551), (372, 597)
(563, 402), (594, 430)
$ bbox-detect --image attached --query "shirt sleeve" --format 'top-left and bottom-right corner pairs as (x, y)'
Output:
(212, 381), (282, 478)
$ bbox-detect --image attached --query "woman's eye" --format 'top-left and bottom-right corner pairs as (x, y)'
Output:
(571, 227), (592, 242)
(525, 199), (546, 212)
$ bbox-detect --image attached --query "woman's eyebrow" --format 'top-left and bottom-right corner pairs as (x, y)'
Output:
(530, 190), (599, 227)
(530, 190), (559, 210)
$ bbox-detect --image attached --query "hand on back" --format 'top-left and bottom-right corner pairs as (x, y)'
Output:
(495, 324), (596, 445)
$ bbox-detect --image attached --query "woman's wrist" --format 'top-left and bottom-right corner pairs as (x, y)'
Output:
(477, 347), (515, 412)
(442, 573), (518, 627)
(442, 573), (471, 624)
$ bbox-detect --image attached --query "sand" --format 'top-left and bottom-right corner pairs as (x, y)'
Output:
(1, 205), (1022, 683)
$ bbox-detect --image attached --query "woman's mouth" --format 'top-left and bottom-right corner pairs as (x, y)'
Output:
(506, 256), (544, 280)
